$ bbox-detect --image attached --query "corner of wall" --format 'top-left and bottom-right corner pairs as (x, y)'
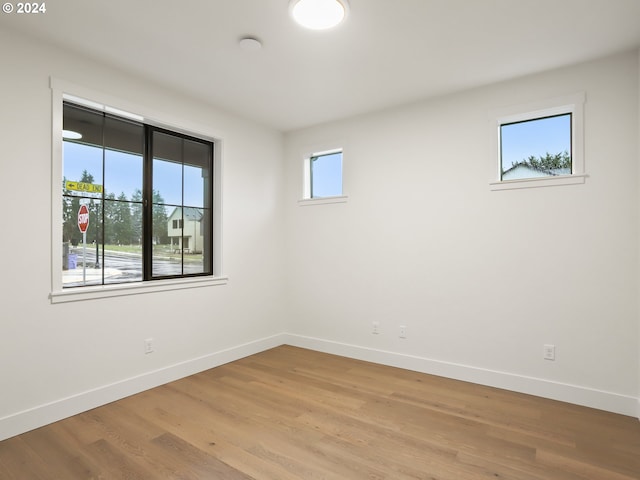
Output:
(283, 334), (640, 417)
(637, 47), (640, 421)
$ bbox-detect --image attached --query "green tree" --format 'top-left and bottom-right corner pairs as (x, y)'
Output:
(512, 151), (571, 172)
(130, 189), (143, 245)
(103, 193), (118, 245)
(129, 189), (168, 245)
(152, 190), (169, 245)
(112, 193), (134, 245)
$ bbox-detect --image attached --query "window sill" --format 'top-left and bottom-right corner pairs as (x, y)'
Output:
(50, 275), (229, 304)
(298, 195), (349, 206)
(490, 174), (587, 191)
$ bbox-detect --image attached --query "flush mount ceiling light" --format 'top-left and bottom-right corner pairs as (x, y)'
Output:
(290, 0), (348, 30)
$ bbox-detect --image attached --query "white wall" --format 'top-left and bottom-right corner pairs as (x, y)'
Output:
(0, 29), (637, 442)
(284, 51), (640, 417)
(0, 29), (286, 439)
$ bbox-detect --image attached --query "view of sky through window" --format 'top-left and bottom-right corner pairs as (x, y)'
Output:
(311, 151), (342, 198)
(63, 142), (203, 208)
(501, 114), (571, 179)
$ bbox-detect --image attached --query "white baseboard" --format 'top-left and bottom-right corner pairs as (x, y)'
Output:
(0, 334), (285, 442)
(2, 332), (637, 441)
(283, 334), (640, 419)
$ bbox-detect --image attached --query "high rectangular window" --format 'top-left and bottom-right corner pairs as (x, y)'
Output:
(310, 150), (343, 198)
(62, 102), (213, 288)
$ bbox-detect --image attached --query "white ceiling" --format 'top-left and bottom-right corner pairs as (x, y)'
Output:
(2, 0), (640, 131)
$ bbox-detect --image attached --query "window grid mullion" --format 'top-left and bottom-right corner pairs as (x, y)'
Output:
(143, 125), (153, 281)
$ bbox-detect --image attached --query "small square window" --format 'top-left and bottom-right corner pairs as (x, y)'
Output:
(501, 114), (571, 180)
(489, 93), (586, 190)
(299, 147), (348, 206)
(299, 149), (343, 200)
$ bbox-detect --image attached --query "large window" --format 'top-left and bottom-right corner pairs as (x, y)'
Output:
(62, 102), (213, 288)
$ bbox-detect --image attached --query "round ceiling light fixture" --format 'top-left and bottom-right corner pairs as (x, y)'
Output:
(290, 0), (348, 30)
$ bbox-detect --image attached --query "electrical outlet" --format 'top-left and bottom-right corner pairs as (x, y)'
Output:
(399, 325), (407, 339)
(543, 344), (555, 361)
(144, 338), (154, 354)
(372, 321), (380, 335)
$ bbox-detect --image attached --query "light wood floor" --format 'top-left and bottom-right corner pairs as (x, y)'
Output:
(1, 346), (639, 479)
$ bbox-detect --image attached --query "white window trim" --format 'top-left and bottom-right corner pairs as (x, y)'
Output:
(297, 195), (349, 206)
(49, 77), (227, 303)
(299, 146), (347, 204)
(489, 92), (586, 191)
(49, 276), (229, 304)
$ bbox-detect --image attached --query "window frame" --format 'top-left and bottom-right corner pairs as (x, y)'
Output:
(489, 92), (586, 191)
(145, 125), (214, 281)
(50, 78), (226, 303)
(299, 147), (348, 206)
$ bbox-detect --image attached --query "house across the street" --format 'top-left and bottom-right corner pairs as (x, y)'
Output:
(167, 207), (204, 254)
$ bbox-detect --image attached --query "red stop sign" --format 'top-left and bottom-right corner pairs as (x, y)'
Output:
(78, 204), (90, 233)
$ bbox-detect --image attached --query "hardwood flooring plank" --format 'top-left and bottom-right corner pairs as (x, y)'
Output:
(224, 361), (368, 411)
(456, 449), (586, 480)
(0, 437), (52, 480)
(150, 432), (254, 479)
(124, 387), (309, 480)
(536, 448), (640, 480)
(82, 438), (153, 480)
(19, 425), (103, 479)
